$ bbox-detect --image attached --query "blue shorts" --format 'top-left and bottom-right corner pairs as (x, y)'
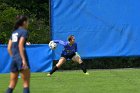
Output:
(10, 55), (30, 72)
(11, 57), (22, 72)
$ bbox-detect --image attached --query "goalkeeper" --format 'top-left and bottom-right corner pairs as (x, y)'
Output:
(47, 35), (89, 76)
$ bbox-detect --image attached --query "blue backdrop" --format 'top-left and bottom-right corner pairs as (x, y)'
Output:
(51, 0), (140, 59)
(0, 44), (53, 73)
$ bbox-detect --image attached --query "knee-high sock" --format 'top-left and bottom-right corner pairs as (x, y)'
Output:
(50, 66), (58, 75)
(6, 88), (13, 93)
(23, 87), (30, 93)
(80, 63), (87, 73)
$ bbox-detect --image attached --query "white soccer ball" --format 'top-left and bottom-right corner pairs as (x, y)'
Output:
(49, 41), (57, 50)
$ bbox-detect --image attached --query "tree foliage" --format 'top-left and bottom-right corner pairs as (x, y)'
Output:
(0, 0), (50, 44)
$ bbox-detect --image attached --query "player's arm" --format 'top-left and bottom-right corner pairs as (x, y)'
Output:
(19, 31), (28, 69)
(26, 41), (31, 45)
(7, 39), (13, 57)
(19, 37), (26, 62)
(53, 40), (67, 46)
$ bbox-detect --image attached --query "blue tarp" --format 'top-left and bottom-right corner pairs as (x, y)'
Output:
(51, 0), (140, 59)
(0, 44), (53, 73)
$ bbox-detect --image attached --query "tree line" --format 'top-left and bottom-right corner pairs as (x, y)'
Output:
(0, 0), (50, 44)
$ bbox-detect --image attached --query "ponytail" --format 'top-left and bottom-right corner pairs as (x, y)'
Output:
(13, 15), (28, 31)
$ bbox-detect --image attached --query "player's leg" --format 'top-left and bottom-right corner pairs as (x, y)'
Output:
(48, 57), (66, 76)
(6, 72), (19, 93)
(72, 55), (89, 75)
(21, 69), (30, 93)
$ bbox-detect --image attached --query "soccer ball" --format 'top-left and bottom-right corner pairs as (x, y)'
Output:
(49, 41), (57, 50)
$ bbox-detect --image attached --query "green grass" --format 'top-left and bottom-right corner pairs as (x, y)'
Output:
(1, 69), (140, 93)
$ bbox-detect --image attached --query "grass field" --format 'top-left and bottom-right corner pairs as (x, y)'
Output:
(0, 69), (140, 93)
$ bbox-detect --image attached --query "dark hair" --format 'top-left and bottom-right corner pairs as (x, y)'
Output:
(68, 35), (74, 41)
(13, 15), (28, 31)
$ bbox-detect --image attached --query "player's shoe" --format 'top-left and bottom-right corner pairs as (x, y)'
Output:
(85, 72), (89, 75)
(47, 73), (51, 77)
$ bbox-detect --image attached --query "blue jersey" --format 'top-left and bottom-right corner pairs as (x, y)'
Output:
(53, 40), (77, 55)
(10, 28), (28, 58)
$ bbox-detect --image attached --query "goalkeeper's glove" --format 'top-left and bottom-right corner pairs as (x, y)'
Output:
(75, 52), (80, 56)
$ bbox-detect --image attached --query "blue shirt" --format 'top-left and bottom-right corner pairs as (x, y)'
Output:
(10, 28), (28, 58)
(53, 40), (77, 55)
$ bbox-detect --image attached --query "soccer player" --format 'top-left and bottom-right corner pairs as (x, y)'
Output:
(47, 35), (89, 76)
(6, 15), (30, 93)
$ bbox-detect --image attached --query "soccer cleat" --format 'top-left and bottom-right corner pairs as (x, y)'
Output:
(47, 73), (51, 77)
(85, 72), (89, 75)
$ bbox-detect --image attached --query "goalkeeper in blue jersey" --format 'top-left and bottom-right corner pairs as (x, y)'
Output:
(47, 35), (89, 76)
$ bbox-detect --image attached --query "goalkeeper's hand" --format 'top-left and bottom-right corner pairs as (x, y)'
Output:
(75, 52), (80, 56)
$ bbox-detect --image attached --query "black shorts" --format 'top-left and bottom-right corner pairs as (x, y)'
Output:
(61, 53), (76, 60)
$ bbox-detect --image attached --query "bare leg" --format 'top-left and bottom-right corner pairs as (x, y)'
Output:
(56, 57), (66, 68)
(6, 72), (19, 93)
(21, 69), (30, 93)
(72, 55), (83, 64)
(9, 72), (19, 88)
